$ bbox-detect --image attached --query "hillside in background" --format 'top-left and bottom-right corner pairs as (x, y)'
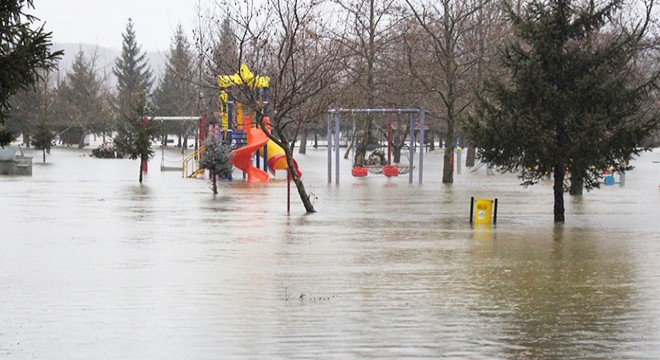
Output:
(52, 43), (166, 87)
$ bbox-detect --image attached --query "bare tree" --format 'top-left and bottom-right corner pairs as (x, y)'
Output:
(203, 0), (341, 213)
(405, 0), (489, 183)
(332, 0), (403, 167)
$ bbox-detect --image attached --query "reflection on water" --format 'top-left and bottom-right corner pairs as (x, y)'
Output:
(1, 147), (659, 359)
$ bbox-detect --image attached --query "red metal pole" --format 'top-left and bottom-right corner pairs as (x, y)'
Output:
(198, 116), (206, 145)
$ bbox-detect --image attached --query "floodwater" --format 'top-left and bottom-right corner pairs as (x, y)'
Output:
(1, 145), (660, 359)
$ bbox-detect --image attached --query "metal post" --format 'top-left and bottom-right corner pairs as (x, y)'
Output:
(409, 113), (414, 184)
(387, 115), (392, 164)
(335, 113), (341, 185)
(419, 108), (425, 184)
(456, 147), (462, 174)
(327, 112), (332, 184)
(469, 197), (475, 224)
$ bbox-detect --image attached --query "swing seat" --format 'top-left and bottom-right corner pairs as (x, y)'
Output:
(352, 167), (368, 177)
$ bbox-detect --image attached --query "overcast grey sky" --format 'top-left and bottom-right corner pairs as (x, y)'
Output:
(33, 0), (202, 52)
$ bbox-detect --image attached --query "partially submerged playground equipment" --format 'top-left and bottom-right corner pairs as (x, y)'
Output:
(0, 146), (32, 176)
(156, 64), (300, 182)
(151, 116), (208, 177)
(326, 108), (426, 184)
(218, 64), (301, 183)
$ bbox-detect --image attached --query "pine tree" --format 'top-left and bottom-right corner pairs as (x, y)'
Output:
(113, 18), (153, 120)
(153, 24), (197, 146)
(467, 0), (660, 223)
(112, 18), (157, 182)
(0, 0), (62, 145)
(32, 116), (54, 162)
(200, 134), (233, 194)
(56, 50), (106, 148)
(8, 68), (55, 148)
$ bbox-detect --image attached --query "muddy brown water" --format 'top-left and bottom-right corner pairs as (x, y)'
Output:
(1, 146), (659, 359)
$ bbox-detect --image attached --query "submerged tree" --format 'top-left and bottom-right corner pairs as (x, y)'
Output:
(200, 132), (233, 194)
(334, 0), (401, 167)
(113, 110), (160, 183)
(153, 24), (198, 146)
(56, 49), (108, 148)
(32, 116), (55, 162)
(0, 0), (62, 145)
(406, 0), (487, 183)
(113, 18), (153, 124)
(467, 0), (660, 222)
(113, 19), (156, 183)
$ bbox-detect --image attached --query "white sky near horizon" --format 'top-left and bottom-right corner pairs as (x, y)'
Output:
(32, 0), (203, 52)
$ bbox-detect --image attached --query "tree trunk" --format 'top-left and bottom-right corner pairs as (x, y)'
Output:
(24, 130), (30, 148)
(466, 144), (476, 168)
(78, 130), (86, 149)
(344, 130), (355, 160)
(139, 163), (143, 183)
(42, 148), (46, 163)
(286, 148), (315, 213)
(553, 164), (566, 222)
(428, 131), (435, 151)
(313, 131), (318, 148)
(354, 119), (372, 167)
(442, 126), (455, 183)
(211, 169), (218, 194)
(569, 165), (584, 195)
(298, 127), (308, 154)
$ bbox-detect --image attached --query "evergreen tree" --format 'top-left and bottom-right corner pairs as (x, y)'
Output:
(467, 0), (660, 223)
(113, 109), (160, 183)
(200, 133), (233, 194)
(153, 24), (197, 146)
(7, 72), (51, 147)
(0, 0), (62, 145)
(113, 18), (153, 121)
(112, 19), (156, 182)
(32, 116), (55, 162)
(215, 17), (240, 76)
(56, 50), (107, 148)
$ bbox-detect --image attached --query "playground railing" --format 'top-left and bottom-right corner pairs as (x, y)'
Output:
(183, 145), (205, 178)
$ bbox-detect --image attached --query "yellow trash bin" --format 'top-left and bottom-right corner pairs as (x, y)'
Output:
(471, 197), (497, 224)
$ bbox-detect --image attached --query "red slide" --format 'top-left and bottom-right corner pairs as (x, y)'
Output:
(229, 126), (270, 183)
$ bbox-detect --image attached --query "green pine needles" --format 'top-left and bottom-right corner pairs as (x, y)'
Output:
(200, 134), (233, 194)
(467, 0), (660, 222)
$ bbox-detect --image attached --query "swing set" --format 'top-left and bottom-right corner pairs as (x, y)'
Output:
(326, 107), (426, 184)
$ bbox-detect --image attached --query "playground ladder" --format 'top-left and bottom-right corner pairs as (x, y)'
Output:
(183, 145), (205, 178)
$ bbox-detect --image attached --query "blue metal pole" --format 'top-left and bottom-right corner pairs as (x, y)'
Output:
(419, 108), (425, 184)
(409, 112), (414, 184)
(327, 112), (332, 184)
(335, 113), (341, 185)
(227, 95), (234, 145)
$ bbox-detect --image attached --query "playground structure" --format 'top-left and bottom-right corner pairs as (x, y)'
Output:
(326, 108), (426, 184)
(149, 116), (207, 178)
(154, 64), (301, 182)
(218, 64), (301, 183)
